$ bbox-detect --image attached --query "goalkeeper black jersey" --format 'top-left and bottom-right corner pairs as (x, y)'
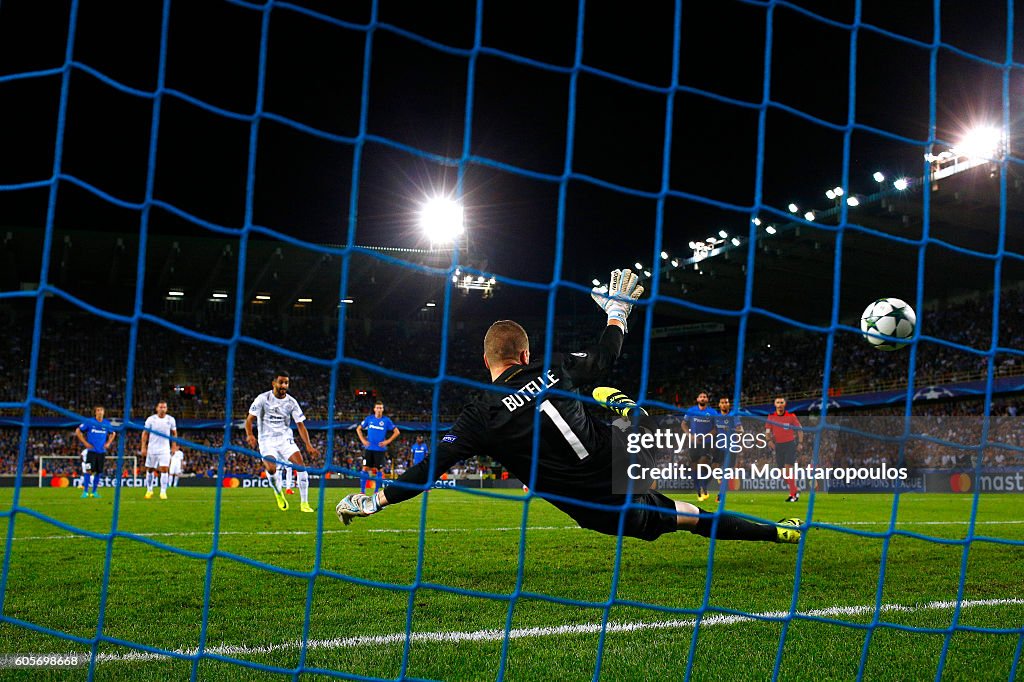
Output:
(383, 325), (625, 504)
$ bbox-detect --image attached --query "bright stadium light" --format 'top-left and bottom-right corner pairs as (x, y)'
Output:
(634, 262), (643, 270)
(731, 237), (740, 246)
(752, 217), (761, 226)
(788, 203), (799, 213)
(212, 292), (228, 299)
(592, 278), (601, 286)
(955, 125), (1003, 160)
(846, 196), (860, 207)
(718, 230), (728, 239)
(255, 294), (270, 301)
(825, 189), (836, 200)
(804, 211), (816, 221)
(894, 178), (909, 190)
(426, 301), (436, 307)
(643, 270), (651, 277)
(297, 297), (313, 303)
(873, 171), (885, 183)
(670, 258), (679, 267)
(168, 290), (184, 297)
(340, 298), (354, 304)
(833, 186), (844, 196)
(765, 225), (777, 235)
(660, 251), (669, 259)
(420, 197), (464, 243)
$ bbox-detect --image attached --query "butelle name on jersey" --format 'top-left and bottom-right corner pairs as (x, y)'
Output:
(500, 370), (560, 412)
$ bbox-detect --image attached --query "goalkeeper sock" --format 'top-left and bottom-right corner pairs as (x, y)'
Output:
(297, 470), (309, 504)
(689, 507), (776, 542)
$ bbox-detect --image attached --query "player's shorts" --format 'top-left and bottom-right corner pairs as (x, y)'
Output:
(86, 451), (106, 476)
(688, 442), (716, 464)
(775, 440), (797, 467)
(259, 438), (298, 464)
(363, 450), (388, 469)
(145, 451), (171, 469)
(169, 458), (183, 475)
(549, 490), (678, 542)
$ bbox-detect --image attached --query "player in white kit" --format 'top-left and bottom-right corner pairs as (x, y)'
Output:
(244, 371), (320, 513)
(142, 400), (177, 499)
(169, 448), (184, 486)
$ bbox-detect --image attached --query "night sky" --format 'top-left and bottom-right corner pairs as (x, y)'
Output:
(0, 0), (1020, 318)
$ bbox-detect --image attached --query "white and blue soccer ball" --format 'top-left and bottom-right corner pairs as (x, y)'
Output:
(860, 297), (917, 351)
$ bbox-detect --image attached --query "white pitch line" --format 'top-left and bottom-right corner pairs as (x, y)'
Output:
(7, 526), (581, 542)
(91, 597), (1024, 664)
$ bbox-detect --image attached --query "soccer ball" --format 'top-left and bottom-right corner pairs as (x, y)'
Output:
(860, 297), (916, 350)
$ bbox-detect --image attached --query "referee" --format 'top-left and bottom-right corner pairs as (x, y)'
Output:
(73, 405), (116, 499)
(338, 268), (801, 545)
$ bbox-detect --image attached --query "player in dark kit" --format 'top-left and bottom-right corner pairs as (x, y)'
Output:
(337, 268), (801, 545)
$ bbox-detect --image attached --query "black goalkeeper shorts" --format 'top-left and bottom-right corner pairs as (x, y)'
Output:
(548, 491), (678, 542)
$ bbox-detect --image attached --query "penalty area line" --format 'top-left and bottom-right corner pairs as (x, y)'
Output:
(9, 526), (581, 542)
(93, 597), (1024, 663)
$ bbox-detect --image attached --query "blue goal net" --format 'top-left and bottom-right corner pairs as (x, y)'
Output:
(0, 0), (1022, 680)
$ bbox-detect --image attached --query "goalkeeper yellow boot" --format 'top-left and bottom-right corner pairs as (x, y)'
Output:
(300, 503), (315, 513)
(592, 388), (648, 419)
(776, 518), (803, 544)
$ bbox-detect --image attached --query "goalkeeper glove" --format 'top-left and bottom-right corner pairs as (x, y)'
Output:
(591, 268), (644, 332)
(336, 493), (381, 526)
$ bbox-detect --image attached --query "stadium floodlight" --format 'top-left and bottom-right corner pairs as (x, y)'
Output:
(168, 290), (184, 297)
(488, 277), (496, 284)
(634, 262), (643, 270)
(426, 302), (436, 307)
(788, 203), (799, 213)
(718, 230), (728, 238)
(688, 241), (696, 249)
(643, 270), (651, 277)
(670, 258), (679, 267)
(420, 196), (465, 243)
(592, 278), (601, 286)
(340, 298), (354, 304)
(211, 292), (228, 299)
(752, 217), (761, 226)
(846, 196), (860, 207)
(451, 275), (458, 283)
(660, 251), (669, 259)
(297, 297), (313, 303)
(706, 237), (716, 243)
(894, 178), (909, 190)
(825, 189), (836, 200)
(954, 125), (1003, 160)
(873, 171), (885, 183)
(804, 211), (816, 221)
(731, 237), (741, 246)
(832, 186), (844, 196)
(255, 294), (270, 300)
(765, 225), (777, 235)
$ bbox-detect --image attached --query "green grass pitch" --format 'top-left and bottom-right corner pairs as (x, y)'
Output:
(0, 486), (1021, 681)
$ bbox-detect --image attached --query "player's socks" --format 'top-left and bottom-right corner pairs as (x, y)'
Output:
(160, 473), (168, 494)
(82, 473), (91, 491)
(285, 467), (294, 492)
(592, 387), (648, 419)
(297, 470), (309, 504)
(689, 507), (779, 542)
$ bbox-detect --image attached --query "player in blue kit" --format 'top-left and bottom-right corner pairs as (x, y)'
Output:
(356, 401), (400, 493)
(683, 392), (717, 501)
(712, 396), (743, 502)
(73, 405), (117, 499)
(411, 434), (429, 466)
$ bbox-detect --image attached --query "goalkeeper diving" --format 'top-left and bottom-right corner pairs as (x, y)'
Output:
(337, 268), (801, 544)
